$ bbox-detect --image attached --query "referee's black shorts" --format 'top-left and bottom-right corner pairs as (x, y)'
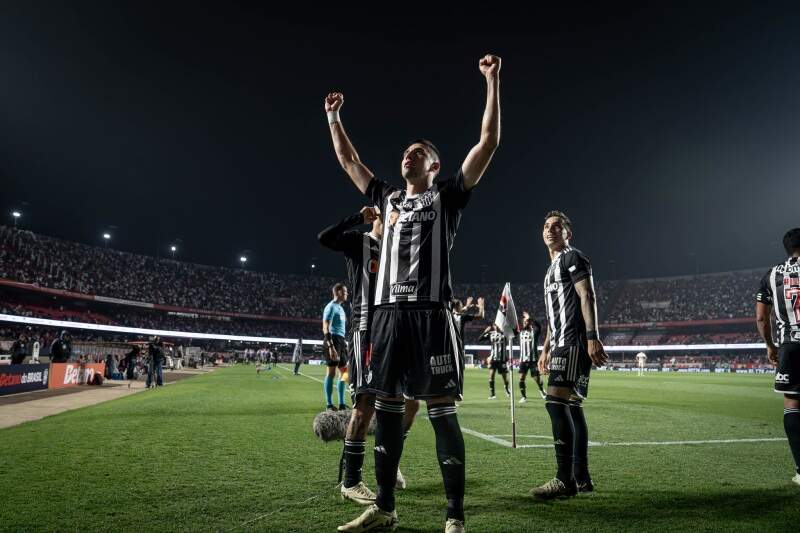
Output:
(366, 302), (463, 400)
(325, 334), (347, 369)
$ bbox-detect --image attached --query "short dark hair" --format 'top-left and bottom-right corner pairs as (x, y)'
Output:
(784, 228), (800, 255)
(544, 210), (572, 232)
(408, 139), (441, 162)
(332, 282), (346, 296)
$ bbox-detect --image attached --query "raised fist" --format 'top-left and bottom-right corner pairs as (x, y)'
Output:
(360, 206), (380, 224)
(325, 92), (343, 113)
(479, 54), (501, 78)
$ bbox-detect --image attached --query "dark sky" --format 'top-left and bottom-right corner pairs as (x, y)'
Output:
(2, 2), (799, 284)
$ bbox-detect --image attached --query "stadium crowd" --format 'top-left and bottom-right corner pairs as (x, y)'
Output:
(1, 225), (765, 342)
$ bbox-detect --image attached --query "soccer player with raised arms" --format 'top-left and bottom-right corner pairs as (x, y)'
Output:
(325, 53), (501, 533)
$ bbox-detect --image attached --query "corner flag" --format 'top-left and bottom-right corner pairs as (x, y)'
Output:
(494, 282), (519, 339)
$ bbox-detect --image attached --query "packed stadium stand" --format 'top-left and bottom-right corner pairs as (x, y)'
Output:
(1, 225), (765, 363)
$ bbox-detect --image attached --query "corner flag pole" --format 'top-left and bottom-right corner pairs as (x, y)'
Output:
(508, 335), (517, 448)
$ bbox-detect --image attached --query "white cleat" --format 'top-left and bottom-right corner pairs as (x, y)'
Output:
(337, 504), (398, 532)
(539, 390), (547, 400)
(445, 518), (465, 533)
(792, 473), (800, 486)
(518, 397), (527, 404)
(341, 481), (376, 505)
(395, 468), (407, 490)
(488, 395), (496, 400)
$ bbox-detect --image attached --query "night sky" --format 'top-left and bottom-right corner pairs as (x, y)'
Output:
(2, 2), (799, 285)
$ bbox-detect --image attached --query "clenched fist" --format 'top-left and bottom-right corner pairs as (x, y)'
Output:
(479, 54), (501, 79)
(325, 92), (343, 113)
(360, 206), (380, 224)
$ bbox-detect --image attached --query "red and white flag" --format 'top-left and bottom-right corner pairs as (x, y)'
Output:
(494, 282), (519, 339)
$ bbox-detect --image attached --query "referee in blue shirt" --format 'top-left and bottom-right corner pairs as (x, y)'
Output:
(323, 282), (349, 410)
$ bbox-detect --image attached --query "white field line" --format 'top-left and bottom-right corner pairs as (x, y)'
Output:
(274, 364), (324, 383)
(461, 428), (785, 449)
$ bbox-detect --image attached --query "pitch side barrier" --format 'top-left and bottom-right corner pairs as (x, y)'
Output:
(0, 314), (765, 352)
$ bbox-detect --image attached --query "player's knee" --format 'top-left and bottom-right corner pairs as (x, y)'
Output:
(404, 399), (420, 417)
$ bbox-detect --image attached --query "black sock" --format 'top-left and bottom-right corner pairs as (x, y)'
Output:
(545, 395), (575, 484)
(519, 380), (527, 399)
(428, 402), (465, 522)
(343, 439), (366, 488)
(489, 379), (495, 396)
(784, 407), (800, 475)
(570, 399), (590, 482)
(374, 400), (405, 512)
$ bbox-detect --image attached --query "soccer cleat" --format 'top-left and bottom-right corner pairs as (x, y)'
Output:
(445, 518), (465, 533)
(518, 397), (527, 404)
(530, 478), (578, 500)
(539, 390), (547, 400)
(792, 473), (800, 486)
(341, 482), (377, 505)
(395, 468), (407, 489)
(504, 390), (510, 398)
(327, 405), (338, 411)
(488, 395), (496, 400)
(577, 478), (594, 493)
(337, 504), (398, 532)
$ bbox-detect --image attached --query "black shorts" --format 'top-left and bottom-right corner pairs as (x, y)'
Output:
(366, 303), (463, 400)
(547, 345), (591, 398)
(348, 329), (373, 402)
(775, 342), (800, 395)
(489, 360), (508, 373)
(519, 361), (540, 377)
(326, 335), (347, 369)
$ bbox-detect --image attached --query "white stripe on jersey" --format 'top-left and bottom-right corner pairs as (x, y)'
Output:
(374, 192), (400, 304)
(429, 191), (442, 302)
(554, 251), (568, 347)
(769, 265), (784, 342)
(407, 222), (422, 303)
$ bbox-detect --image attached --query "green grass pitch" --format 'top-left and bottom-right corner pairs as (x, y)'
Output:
(0, 365), (796, 532)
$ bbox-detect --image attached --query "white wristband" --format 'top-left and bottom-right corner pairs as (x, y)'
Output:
(327, 110), (340, 125)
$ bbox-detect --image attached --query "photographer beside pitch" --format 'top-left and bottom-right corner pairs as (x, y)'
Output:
(325, 53), (501, 533)
(755, 227), (800, 487)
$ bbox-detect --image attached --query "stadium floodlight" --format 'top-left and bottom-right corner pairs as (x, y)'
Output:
(11, 211), (21, 227)
(311, 263), (316, 269)
(170, 245), (177, 258)
(102, 232), (111, 248)
(103, 233), (111, 239)
(240, 256), (248, 263)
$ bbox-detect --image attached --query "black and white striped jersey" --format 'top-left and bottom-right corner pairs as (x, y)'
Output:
(366, 171), (471, 306)
(543, 247), (593, 348)
(756, 256), (800, 344)
(488, 330), (508, 362)
(518, 320), (542, 363)
(318, 213), (381, 332)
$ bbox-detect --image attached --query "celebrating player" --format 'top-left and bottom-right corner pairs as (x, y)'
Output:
(479, 324), (510, 399)
(319, 206), (420, 504)
(755, 227), (800, 487)
(534, 210), (608, 499)
(518, 312), (545, 402)
(325, 53), (501, 533)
